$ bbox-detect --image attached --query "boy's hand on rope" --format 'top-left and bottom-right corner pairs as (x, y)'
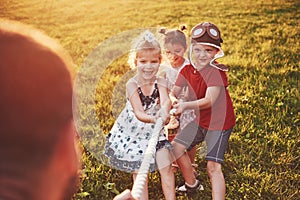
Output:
(171, 100), (185, 116)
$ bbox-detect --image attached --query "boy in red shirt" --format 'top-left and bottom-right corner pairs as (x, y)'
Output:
(171, 22), (236, 200)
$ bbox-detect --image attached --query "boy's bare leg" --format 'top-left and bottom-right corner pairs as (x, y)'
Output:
(207, 161), (225, 200)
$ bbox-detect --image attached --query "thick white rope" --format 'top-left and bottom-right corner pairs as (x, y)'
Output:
(131, 117), (164, 199)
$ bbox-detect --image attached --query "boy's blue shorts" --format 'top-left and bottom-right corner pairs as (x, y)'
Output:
(173, 121), (233, 163)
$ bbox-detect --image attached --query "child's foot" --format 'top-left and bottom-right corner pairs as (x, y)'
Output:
(176, 179), (204, 193)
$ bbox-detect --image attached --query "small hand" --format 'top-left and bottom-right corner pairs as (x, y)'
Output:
(170, 108), (177, 115)
(172, 101), (185, 116)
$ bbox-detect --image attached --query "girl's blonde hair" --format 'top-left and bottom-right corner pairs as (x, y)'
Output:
(128, 30), (161, 69)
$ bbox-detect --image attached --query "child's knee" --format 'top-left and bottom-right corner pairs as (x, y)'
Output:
(171, 141), (186, 156)
(156, 149), (173, 168)
(158, 164), (173, 176)
(206, 161), (222, 176)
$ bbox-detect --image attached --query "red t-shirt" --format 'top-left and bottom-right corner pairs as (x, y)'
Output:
(175, 64), (236, 130)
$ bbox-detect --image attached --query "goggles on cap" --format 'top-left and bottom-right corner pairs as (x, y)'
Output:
(191, 22), (223, 46)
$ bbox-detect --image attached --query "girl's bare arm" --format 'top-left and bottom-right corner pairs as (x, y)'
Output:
(126, 79), (156, 123)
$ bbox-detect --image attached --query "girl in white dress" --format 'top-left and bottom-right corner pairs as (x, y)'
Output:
(159, 26), (198, 172)
(105, 30), (175, 200)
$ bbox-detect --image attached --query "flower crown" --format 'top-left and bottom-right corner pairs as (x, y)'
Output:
(134, 30), (160, 51)
(143, 30), (155, 43)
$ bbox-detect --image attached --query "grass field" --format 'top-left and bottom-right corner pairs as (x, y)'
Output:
(1, 0), (299, 199)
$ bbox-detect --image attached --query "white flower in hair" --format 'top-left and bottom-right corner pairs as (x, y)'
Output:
(144, 30), (155, 42)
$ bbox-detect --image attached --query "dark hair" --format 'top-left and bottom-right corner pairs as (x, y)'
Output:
(159, 25), (187, 49)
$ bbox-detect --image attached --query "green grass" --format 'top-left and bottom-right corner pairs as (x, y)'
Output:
(1, 0), (299, 199)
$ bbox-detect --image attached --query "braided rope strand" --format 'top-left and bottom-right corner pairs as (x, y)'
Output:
(131, 118), (164, 199)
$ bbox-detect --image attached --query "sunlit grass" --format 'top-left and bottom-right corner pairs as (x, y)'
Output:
(1, 0), (299, 199)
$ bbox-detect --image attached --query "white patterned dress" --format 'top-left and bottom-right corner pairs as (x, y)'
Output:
(104, 80), (172, 173)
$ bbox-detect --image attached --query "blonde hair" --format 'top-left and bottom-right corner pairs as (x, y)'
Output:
(128, 30), (162, 69)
